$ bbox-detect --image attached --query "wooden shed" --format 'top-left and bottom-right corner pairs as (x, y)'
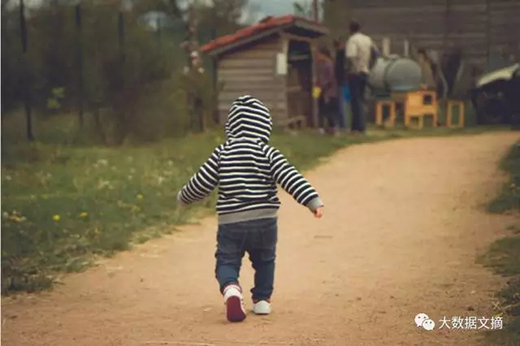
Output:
(201, 15), (329, 128)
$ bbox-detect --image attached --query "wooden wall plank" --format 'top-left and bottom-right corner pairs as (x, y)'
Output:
(215, 35), (288, 124)
(347, 0), (520, 69)
(219, 68), (275, 77)
(219, 59), (275, 69)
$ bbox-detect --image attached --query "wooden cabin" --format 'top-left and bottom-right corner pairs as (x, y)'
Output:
(201, 15), (329, 128)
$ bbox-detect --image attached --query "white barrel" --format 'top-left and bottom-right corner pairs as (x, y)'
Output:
(369, 56), (423, 93)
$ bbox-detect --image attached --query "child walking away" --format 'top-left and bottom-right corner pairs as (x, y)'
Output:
(177, 95), (324, 323)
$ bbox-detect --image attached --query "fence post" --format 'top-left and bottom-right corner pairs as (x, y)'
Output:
(485, 0), (491, 69)
(211, 26), (218, 124)
(20, 0), (34, 141)
(118, 11), (125, 62)
(157, 16), (162, 51)
(75, 3), (84, 128)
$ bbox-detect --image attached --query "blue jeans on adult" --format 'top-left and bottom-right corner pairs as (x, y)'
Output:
(215, 217), (277, 301)
(338, 84), (350, 131)
(348, 73), (368, 133)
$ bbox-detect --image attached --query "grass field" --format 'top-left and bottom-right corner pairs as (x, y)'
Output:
(1, 127), (370, 294)
(0, 118), (511, 295)
(480, 141), (520, 345)
(487, 142), (520, 213)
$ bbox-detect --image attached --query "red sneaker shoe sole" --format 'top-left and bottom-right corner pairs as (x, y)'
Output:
(226, 296), (246, 322)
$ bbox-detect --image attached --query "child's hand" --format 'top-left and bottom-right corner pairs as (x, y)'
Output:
(313, 206), (324, 219)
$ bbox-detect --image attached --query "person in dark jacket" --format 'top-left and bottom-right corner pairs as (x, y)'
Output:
(334, 39), (349, 133)
(316, 47), (340, 135)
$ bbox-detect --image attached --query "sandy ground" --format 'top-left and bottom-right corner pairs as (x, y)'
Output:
(2, 132), (520, 346)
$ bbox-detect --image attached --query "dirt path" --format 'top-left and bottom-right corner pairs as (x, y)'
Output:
(2, 132), (519, 346)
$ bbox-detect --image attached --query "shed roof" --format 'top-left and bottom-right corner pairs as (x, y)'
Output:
(201, 15), (328, 56)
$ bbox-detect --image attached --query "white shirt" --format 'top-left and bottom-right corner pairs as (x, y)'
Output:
(346, 32), (374, 75)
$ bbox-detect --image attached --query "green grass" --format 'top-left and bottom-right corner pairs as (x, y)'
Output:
(479, 235), (520, 345)
(487, 143), (520, 213)
(479, 141), (520, 345)
(0, 121), (510, 295)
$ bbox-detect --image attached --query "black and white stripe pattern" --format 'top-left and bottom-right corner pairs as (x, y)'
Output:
(225, 95), (272, 144)
(178, 95), (322, 219)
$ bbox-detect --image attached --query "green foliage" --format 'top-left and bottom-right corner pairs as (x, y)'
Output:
(480, 141), (520, 346)
(1, 133), (219, 294)
(322, 0), (350, 41)
(293, 1), (314, 19)
(1, 124), (507, 295)
(293, 0), (350, 45)
(196, 0), (248, 39)
(479, 234), (520, 345)
(0, 0), (256, 293)
(1, 0), (251, 143)
(487, 143), (520, 213)
(480, 236), (520, 277)
(0, 129), (353, 294)
(46, 87), (66, 111)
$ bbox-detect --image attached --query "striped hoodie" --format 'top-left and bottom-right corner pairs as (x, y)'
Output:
(177, 95), (323, 225)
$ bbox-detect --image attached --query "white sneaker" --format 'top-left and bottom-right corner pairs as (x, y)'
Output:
(223, 284), (246, 322)
(253, 300), (271, 315)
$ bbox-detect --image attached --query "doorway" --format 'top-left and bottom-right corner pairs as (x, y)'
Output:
(286, 39), (313, 127)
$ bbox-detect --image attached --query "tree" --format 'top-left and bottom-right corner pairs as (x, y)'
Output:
(293, 0), (314, 19)
(178, 0), (249, 132)
(322, 0), (349, 42)
(1, 4), (25, 113)
(1, 0), (250, 144)
(210, 0), (247, 36)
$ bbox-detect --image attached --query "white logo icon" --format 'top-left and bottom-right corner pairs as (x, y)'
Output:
(422, 319), (436, 331)
(415, 313), (429, 327)
(415, 313), (435, 331)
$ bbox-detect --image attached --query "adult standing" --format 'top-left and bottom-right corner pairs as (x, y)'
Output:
(334, 39), (349, 133)
(417, 48), (436, 91)
(346, 21), (377, 134)
(316, 47), (340, 135)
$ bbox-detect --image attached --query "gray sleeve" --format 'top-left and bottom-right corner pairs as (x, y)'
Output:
(306, 197), (324, 212)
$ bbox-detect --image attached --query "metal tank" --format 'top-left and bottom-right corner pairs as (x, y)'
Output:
(368, 56), (423, 96)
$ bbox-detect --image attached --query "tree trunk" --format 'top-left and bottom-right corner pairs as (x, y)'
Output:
(20, 0), (34, 141)
(76, 4), (84, 128)
(24, 100), (34, 142)
(93, 108), (107, 145)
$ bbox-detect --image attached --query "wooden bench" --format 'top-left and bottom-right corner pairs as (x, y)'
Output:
(375, 99), (397, 128)
(406, 114), (426, 129)
(404, 90), (439, 129)
(446, 100), (465, 128)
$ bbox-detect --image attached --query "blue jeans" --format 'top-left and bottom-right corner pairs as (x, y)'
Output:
(348, 73), (368, 132)
(215, 218), (277, 301)
(338, 84), (350, 130)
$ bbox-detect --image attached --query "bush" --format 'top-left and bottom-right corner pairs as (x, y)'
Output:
(487, 143), (520, 213)
(481, 141), (520, 345)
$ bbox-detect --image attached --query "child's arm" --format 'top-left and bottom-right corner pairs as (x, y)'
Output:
(177, 146), (221, 206)
(266, 146), (324, 214)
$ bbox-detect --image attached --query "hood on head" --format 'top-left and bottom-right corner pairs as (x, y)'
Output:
(225, 95), (273, 143)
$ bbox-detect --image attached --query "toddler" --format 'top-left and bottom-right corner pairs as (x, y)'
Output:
(177, 95), (324, 322)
